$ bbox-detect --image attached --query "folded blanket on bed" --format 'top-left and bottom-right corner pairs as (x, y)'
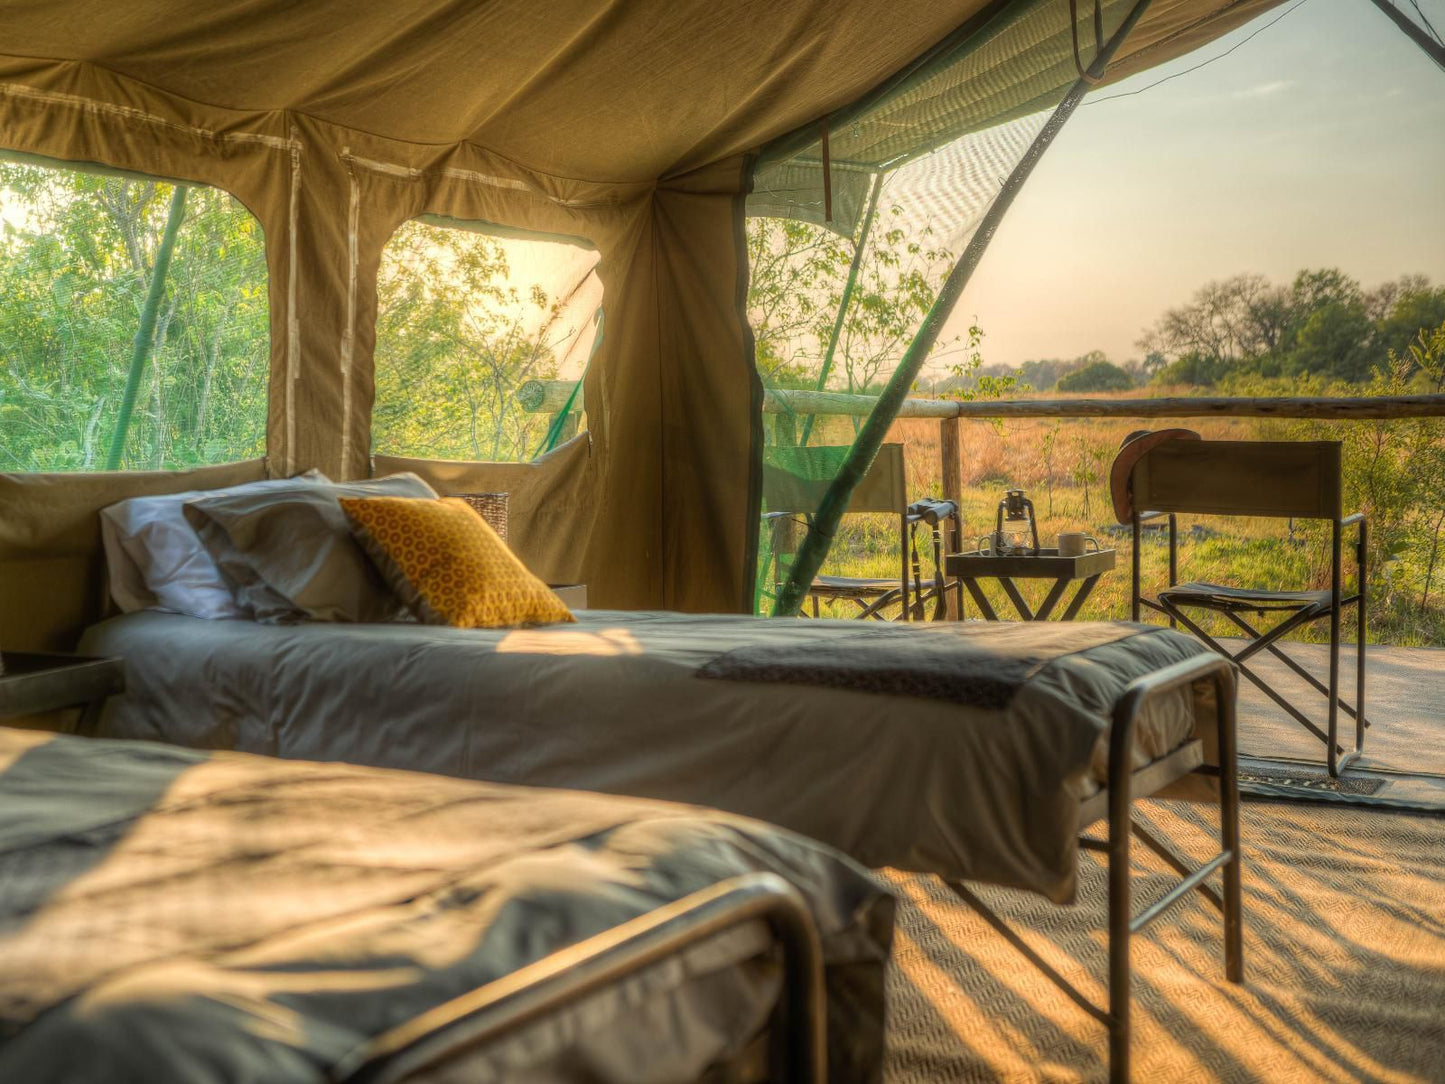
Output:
(696, 620), (1148, 710)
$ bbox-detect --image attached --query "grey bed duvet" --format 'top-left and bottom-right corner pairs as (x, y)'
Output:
(81, 610), (1217, 903)
(0, 727), (892, 1083)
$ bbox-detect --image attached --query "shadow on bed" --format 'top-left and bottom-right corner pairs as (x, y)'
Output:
(0, 733), (200, 934)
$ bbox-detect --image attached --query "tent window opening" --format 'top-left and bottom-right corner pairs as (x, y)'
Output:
(745, 0), (1148, 614)
(372, 217), (602, 464)
(0, 155), (269, 472)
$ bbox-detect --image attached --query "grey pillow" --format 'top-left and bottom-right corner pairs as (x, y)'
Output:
(184, 473), (438, 623)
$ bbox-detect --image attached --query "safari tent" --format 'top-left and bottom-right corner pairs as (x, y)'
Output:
(3, 0), (1388, 644)
(3, 3), (1445, 1082)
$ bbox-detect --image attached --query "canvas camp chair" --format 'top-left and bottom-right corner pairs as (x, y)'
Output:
(1115, 435), (1369, 776)
(763, 443), (961, 621)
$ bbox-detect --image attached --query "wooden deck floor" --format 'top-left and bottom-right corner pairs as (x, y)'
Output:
(1224, 638), (1445, 777)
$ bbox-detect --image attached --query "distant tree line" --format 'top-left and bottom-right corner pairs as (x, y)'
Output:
(955, 268), (1445, 394)
(1139, 269), (1445, 387)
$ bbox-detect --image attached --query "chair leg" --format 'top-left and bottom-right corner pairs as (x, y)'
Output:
(1131, 517), (1142, 623)
(1168, 600), (1366, 770)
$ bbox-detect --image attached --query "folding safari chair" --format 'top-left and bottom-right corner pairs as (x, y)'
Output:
(762, 443), (962, 621)
(1118, 436), (1369, 776)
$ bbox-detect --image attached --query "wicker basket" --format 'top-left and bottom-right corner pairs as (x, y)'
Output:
(451, 492), (509, 543)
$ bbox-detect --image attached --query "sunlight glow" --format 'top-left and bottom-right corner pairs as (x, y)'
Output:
(495, 627), (644, 656)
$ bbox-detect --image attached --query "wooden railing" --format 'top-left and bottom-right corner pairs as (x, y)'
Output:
(518, 379), (1445, 617)
(519, 379), (1445, 422)
(517, 379), (1445, 493)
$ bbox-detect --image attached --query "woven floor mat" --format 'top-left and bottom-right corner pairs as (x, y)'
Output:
(883, 799), (1445, 1083)
(1238, 762), (1388, 795)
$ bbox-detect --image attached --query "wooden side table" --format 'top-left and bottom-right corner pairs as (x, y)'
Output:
(944, 548), (1117, 621)
(0, 653), (126, 734)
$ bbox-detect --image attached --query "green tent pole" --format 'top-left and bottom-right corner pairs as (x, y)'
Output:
(772, 0), (1155, 617)
(1365, 0), (1445, 71)
(800, 172), (884, 447)
(533, 308), (604, 458)
(105, 184), (189, 470)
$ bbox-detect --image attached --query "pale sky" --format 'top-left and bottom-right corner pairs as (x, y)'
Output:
(939, 0), (1445, 372)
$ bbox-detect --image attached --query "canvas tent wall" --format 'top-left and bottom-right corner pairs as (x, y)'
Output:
(0, 0), (1291, 643)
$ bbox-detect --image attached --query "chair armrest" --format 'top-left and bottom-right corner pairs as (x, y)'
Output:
(1342, 512), (1365, 528)
(1136, 509), (1170, 523)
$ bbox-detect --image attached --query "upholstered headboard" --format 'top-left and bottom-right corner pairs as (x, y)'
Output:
(0, 460), (267, 653)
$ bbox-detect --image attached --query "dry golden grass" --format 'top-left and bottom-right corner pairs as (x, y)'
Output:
(776, 404), (1443, 645)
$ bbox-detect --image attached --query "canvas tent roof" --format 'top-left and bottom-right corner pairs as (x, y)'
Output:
(0, 0), (1288, 634)
(3, 0), (1282, 179)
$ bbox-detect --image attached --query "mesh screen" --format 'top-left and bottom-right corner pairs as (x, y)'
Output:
(746, 0), (1142, 612)
(372, 219), (601, 463)
(749, 0), (1139, 235)
(0, 158), (268, 472)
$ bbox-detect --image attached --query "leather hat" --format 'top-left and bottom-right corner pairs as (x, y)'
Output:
(1108, 428), (1201, 524)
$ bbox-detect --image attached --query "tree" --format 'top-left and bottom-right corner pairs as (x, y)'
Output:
(745, 207), (958, 400)
(1057, 356), (1133, 393)
(1374, 281), (1445, 370)
(372, 222), (574, 462)
(1138, 267), (1445, 387)
(1285, 297), (1375, 382)
(0, 162), (267, 471)
(746, 217), (848, 387)
(1138, 273), (1283, 370)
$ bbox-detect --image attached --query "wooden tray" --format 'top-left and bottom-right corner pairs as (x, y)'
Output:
(945, 547), (1116, 579)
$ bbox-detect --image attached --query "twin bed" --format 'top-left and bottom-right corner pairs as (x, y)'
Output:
(1, 465), (1244, 1081)
(76, 606), (1244, 1081)
(0, 726), (890, 1083)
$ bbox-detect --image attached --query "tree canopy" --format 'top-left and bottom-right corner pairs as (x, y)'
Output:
(1139, 269), (1445, 386)
(1056, 357), (1135, 393)
(0, 161), (268, 471)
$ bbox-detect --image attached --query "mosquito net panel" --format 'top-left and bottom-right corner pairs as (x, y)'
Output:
(0, 153), (268, 473)
(371, 217), (601, 464)
(746, 0), (1145, 612)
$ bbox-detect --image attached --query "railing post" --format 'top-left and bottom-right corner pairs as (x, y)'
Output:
(940, 416), (963, 618)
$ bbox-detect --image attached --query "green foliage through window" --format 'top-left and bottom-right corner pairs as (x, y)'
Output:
(372, 220), (601, 463)
(0, 160), (269, 472)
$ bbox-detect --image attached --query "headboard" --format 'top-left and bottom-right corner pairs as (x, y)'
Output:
(0, 460), (267, 653)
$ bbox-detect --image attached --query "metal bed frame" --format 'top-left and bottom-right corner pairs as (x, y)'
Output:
(330, 872), (827, 1084)
(946, 652), (1242, 1084)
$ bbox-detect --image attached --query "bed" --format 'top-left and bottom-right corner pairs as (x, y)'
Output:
(80, 608), (1243, 1081)
(0, 726), (893, 1083)
(81, 610), (1203, 895)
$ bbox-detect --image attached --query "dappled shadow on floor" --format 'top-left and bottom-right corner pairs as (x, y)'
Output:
(881, 798), (1445, 1083)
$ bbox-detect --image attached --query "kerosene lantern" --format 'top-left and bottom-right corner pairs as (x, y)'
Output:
(993, 489), (1039, 556)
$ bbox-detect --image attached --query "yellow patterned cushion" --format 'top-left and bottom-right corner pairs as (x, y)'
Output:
(339, 497), (575, 629)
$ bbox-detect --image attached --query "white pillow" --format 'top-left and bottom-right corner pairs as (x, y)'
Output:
(100, 471), (326, 619)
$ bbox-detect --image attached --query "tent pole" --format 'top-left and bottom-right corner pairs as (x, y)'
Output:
(1365, 0), (1445, 72)
(105, 185), (189, 470)
(772, 0), (1155, 617)
(800, 173), (884, 447)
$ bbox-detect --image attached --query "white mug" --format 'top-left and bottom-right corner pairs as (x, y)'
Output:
(1057, 531), (1100, 557)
